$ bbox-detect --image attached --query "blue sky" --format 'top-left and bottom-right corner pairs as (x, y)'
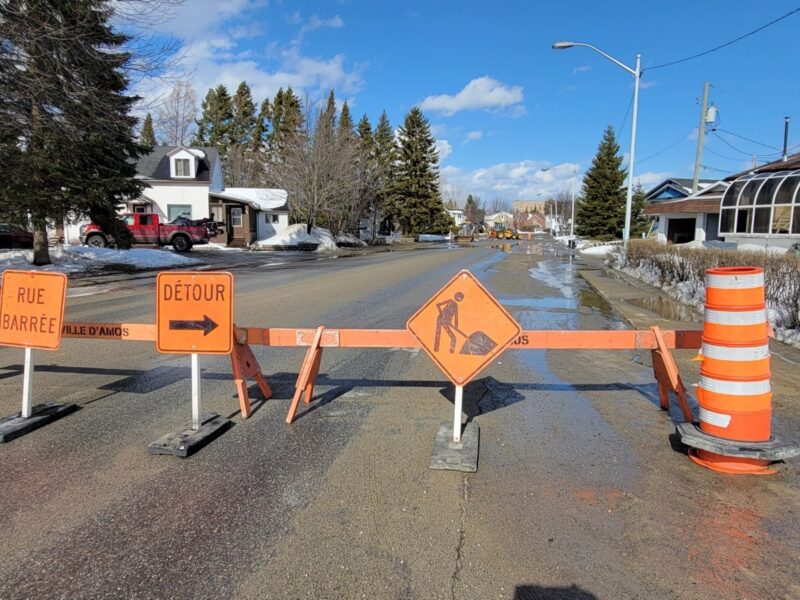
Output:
(138, 0), (800, 203)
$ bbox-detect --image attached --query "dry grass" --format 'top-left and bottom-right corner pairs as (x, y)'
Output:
(612, 240), (800, 328)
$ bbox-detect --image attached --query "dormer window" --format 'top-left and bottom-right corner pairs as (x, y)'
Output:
(167, 147), (203, 179)
(174, 158), (190, 177)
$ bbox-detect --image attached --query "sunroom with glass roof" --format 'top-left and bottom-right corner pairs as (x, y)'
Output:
(719, 170), (800, 236)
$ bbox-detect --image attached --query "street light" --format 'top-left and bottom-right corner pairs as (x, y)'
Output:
(552, 41), (641, 243)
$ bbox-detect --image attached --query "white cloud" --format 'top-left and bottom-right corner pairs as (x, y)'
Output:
(436, 139), (453, 161)
(420, 76), (524, 116)
(572, 65), (591, 74)
(299, 14), (344, 38)
(463, 130), (483, 144)
(632, 171), (671, 189)
(639, 79), (658, 90)
(440, 160), (581, 201)
(134, 6), (363, 108)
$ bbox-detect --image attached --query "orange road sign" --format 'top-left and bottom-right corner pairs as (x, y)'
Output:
(407, 270), (521, 385)
(156, 272), (233, 354)
(0, 270), (67, 350)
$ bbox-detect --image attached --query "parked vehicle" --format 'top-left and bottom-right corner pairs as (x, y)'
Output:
(80, 213), (210, 252)
(0, 223), (34, 249)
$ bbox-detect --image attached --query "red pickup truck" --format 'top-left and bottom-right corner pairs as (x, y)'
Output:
(80, 213), (212, 252)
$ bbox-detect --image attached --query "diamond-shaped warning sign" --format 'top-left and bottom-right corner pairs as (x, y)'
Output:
(407, 270), (521, 386)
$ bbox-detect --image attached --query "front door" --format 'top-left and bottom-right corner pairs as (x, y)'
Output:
(227, 206), (243, 245)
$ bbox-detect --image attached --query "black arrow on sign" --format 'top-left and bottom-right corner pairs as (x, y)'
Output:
(169, 315), (218, 336)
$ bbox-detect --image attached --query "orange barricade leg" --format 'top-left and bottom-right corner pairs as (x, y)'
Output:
(286, 326), (325, 424)
(230, 331), (272, 419)
(650, 326), (694, 422)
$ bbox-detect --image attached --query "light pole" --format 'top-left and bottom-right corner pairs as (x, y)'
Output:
(570, 167), (577, 238)
(552, 41), (641, 243)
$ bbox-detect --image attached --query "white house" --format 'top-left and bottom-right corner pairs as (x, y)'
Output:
(447, 208), (466, 227)
(485, 211), (514, 229)
(645, 181), (728, 244)
(61, 145), (289, 247)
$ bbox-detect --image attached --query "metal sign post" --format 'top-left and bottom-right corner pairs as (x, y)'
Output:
(21, 347), (34, 419)
(191, 353), (201, 430)
(453, 385), (463, 443)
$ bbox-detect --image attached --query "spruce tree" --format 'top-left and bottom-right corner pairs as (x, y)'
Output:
(193, 84), (233, 150)
(630, 183), (651, 237)
(576, 125), (627, 240)
(373, 111), (397, 232)
(338, 100), (354, 141)
(268, 87), (303, 161)
(140, 113), (156, 147)
(1, 0), (147, 264)
(230, 81), (256, 146)
(394, 107), (452, 236)
(252, 98), (271, 151)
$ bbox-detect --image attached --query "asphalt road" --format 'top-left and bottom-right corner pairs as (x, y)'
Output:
(0, 238), (798, 599)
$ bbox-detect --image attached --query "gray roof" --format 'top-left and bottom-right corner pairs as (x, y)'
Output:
(135, 146), (219, 182)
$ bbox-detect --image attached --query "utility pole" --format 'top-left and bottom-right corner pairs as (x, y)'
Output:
(692, 81), (710, 193)
(783, 116), (790, 161)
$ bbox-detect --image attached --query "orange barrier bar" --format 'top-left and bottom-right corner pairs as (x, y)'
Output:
(62, 322), (156, 342)
(240, 327), (703, 351)
(61, 322), (703, 351)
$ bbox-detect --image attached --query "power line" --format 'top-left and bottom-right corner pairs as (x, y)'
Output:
(714, 127), (782, 151)
(704, 144), (747, 163)
(645, 7), (800, 72)
(711, 130), (780, 158)
(702, 164), (736, 174)
(637, 129), (694, 163)
(616, 91), (634, 135)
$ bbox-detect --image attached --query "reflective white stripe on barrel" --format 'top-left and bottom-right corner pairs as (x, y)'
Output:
(699, 376), (771, 395)
(700, 343), (770, 361)
(704, 308), (767, 325)
(699, 407), (732, 428)
(706, 272), (764, 289)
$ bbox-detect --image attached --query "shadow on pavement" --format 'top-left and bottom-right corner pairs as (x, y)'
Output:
(514, 584), (597, 599)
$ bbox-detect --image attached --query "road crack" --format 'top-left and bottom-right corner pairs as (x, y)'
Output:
(450, 473), (469, 600)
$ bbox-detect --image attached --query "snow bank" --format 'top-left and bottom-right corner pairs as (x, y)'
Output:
(256, 224), (366, 250)
(580, 244), (618, 256)
(255, 224), (320, 248)
(0, 245), (199, 280)
(418, 234), (449, 242)
(311, 227), (337, 251)
(335, 233), (367, 247)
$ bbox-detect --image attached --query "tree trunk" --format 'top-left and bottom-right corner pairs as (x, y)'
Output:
(32, 223), (51, 266)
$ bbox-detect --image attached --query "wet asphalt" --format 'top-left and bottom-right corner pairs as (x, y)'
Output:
(0, 237), (798, 599)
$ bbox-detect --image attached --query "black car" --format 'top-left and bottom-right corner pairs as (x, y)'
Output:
(0, 223), (34, 249)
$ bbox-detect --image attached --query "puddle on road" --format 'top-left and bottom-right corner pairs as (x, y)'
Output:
(626, 296), (701, 324)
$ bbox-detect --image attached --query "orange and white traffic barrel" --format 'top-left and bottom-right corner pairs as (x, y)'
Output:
(678, 266), (800, 474)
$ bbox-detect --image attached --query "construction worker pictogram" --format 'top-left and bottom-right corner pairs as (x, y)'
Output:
(157, 271), (233, 354)
(407, 270), (521, 385)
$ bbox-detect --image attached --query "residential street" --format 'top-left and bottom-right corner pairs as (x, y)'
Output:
(1, 237), (798, 600)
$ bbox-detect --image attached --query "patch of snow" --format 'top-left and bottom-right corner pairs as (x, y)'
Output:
(418, 234), (448, 242)
(255, 224), (320, 248)
(311, 227), (337, 251)
(202, 243), (243, 251)
(580, 244), (617, 256)
(0, 245), (199, 280)
(335, 233), (367, 247)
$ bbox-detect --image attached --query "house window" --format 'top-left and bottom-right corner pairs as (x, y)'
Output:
(265, 214), (279, 224)
(174, 158), (190, 177)
(272, 214), (280, 223)
(133, 204), (148, 213)
(230, 207), (243, 228)
(168, 204), (192, 221)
